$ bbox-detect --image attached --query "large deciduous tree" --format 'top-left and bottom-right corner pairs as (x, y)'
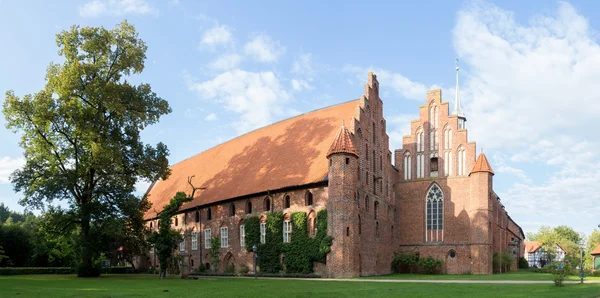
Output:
(2, 21), (171, 277)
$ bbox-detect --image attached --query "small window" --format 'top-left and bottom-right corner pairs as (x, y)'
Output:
(430, 157), (439, 172)
(375, 221), (380, 238)
(195, 210), (200, 223)
(229, 203), (235, 217)
(283, 220), (292, 243)
(374, 201), (379, 219)
(346, 158), (350, 164)
(346, 227), (350, 237)
(265, 198), (271, 211)
(240, 224), (245, 248)
(179, 238), (185, 251)
(329, 159), (332, 166)
(175, 216), (178, 227)
(284, 195), (290, 208)
(246, 201), (252, 214)
(150, 222), (153, 229)
(305, 191), (313, 206)
(260, 222), (266, 244)
(358, 215), (361, 234)
(221, 227), (228, 248)
(449, 249), (456, 258)
(207, 208), (212, 220)
(365, 196), (369, 211)
(192, 232), (198, 251)
(204, 228), (211, 249)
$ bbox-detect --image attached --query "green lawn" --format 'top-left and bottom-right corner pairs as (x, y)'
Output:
(0, 274), (599, 298)
(361, 271), (600, 281)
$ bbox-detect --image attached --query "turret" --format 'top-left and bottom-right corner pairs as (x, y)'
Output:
(468, 152), (494, 274)
(326, 121), (360, 277)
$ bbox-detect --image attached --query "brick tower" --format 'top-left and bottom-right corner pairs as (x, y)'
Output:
(468, 153), (494, 274)
(326, 122), (360, 277)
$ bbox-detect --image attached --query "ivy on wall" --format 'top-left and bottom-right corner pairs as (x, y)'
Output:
(240, 210), (333, 274)
(244, 216), (260, 252)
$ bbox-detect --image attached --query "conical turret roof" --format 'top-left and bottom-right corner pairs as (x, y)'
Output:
(470, 153), (494, 175)
(326, 122), (359, 158)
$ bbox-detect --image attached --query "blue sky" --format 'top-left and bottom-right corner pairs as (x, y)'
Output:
(1, 0), (599, 239)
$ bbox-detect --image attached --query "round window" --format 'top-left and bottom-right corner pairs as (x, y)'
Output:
(449, 250), (456, 258)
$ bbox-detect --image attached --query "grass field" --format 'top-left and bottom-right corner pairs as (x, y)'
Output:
(0, 274), (599, 298)
(361, 271), (600, 281)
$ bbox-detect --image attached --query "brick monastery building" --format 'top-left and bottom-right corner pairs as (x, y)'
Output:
(141, 72), (525, 277)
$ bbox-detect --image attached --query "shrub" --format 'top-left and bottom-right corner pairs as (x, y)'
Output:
(419, 256), (443, 274)
(548, 261), (571, 287)
(239, 264), (250, 274)
(0, 267), (73, 275)
(518, 257), (529, 269)
(391, 252), (419, 273)
(500, 252), (514, 272)
(224, 263), (235, 274)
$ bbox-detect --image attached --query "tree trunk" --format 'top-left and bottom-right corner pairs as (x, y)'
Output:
(78, 206), (100, 277)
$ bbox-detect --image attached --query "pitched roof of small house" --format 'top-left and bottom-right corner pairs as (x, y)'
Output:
(144, 99), (360, 219)
(525, 241), (567, 253)
(591, 244), (600, 256)
(326, 122), (359, 158)
(470, 152), (494, 175)
(525, 241), (541, 253)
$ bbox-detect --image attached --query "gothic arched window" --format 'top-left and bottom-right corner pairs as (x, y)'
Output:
(404, 151), (411, 180)
(416, 128), (424, 152)
(284, 195), (290, 209)
(305, 191), (313, 206)
(457, 146), (466, 176)
(426, 184), (443, 242)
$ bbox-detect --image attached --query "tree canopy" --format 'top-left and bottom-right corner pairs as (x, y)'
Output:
(3, 21), (171, 276)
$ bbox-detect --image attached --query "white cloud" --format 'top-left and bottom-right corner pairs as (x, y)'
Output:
(188, 69), (291, 133)
(244, 34), (285, 63)
(200, 25), (234, 49)
(208, 54), (242, 71)
(386, 114), (418, 150)
(204, 113), (218, 121)
(0, 157), (25, 184)
(79, 0), (157, 17)
(291, 79), (312, 91)
(292, 53), (314, 77)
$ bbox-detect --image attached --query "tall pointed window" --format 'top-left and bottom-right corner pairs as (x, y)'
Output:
(444, 151), (453, 176)
(416, 154), (425, 178)
(430, 129), (437, 151)
(457, 147), (466, 176)
(444, 128), (453, 149)
(426, 184), (443, 242)
(416, 128), (424, 152)
(403, 151), (412, 180)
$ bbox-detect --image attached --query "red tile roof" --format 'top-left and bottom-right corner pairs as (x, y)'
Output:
(525, 241), (541, 253)
(144, 100), (360, 219)
(326, 122), (359, 158)
(470, 152), (494, 175)
(591, 244), (600, 255)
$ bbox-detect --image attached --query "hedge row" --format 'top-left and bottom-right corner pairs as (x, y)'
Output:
(0, 267), (73, 275)
(0, 266), (135, 275)
(190, 272), (321, 278)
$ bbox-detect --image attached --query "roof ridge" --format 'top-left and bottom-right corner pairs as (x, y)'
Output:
(170, 98), (361, 168)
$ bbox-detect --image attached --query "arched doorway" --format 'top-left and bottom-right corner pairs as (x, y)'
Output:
(222, 252), (235, 273)
(445, 249), (458, 274)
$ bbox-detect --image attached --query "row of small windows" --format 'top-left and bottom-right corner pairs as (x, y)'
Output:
(359, 194), (398, 221)
(158, 191), (316, 228)
(416, 125), (455, 152)
(175, 213), (317, 251)
(403, 149), (466, 179)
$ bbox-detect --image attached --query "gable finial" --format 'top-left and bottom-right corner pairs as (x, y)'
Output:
(453, 58), (465, 118)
